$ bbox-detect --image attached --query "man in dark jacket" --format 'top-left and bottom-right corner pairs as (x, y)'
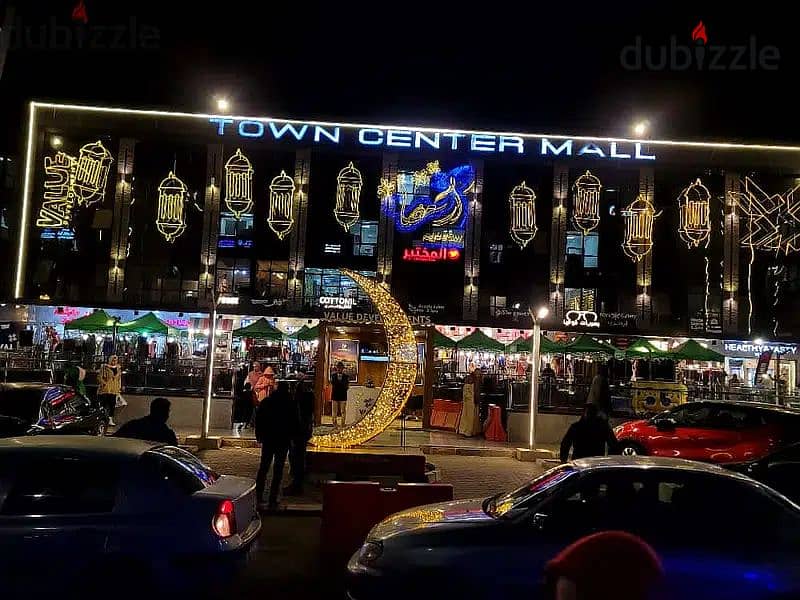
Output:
(114, 397), (178, 445)
(255, 380), (297, 509)
(284, 370), (315, 495)
(560, 403), (618, 462)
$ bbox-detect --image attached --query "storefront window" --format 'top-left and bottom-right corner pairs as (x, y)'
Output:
(490, 295), (506, 317)
(304, 268), (376, 307)
(351, 221), (378, 257)
(566, 232), (599, 268)
(255, 260), (288, 299)
(565, 287), (597, 311)
(218, 214), (254, 248)
(215, 258), (250, 294)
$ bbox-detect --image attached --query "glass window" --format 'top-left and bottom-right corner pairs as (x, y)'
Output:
(142, 447), (219, 494)
(668, 403), (714, 427)
(304, 268), (375, 307)
(1, 457), (118, 515)
(566, 231), (599, 268)
(489, 243), (504, 264)
(565, 288), (596, 311)
(487, 466), (577, 518)
(490, 296), (506, 317)
(255, 260), (288, 299)
(219, 214), (254, 237)
(351, 221), (378, 257)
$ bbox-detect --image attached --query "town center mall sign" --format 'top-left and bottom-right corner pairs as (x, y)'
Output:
(208, 118), (657, 161)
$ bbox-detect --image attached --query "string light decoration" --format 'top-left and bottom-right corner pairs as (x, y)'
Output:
(156, 171), (189, 243)
(508, 181), (537, 249)
(377, 177), (396, 200)
(267, 170), (295, 240)
(677, 178), (711, 248)
(223, 148), (254, 218)
(396, 164), (475, 232)
(310, 269), (417, 449)
(571, 170), (602, 234)
(334, 161), (363, 231)
(621, 194), (662, 262)
(730, 177), (800, 255)
(36, 140), (114, 228)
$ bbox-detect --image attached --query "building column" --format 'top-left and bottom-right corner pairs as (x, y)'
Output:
(637, 167), (655, 325)
(723, 173), (741, 335)
(199, 144), (224, 305)
(376, 153), (398, 288)
(549, 164), (569, 320)
(287, 149), (311, 309)
(106, 138), (135, 302)
(462, 159), (483, 321)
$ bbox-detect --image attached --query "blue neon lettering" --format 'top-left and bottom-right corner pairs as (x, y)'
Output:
(578, 143), (605, 157)
(358, 128), (384, 145)
(269, 122), (308, 140)
(314, 126), (340, 143)
(415, 132), (440, 149)
(609, 142), (631, 159)
(209, 117), (234, 135)
(499, 136), (524, 154)
(238, 120), (265, 138)
(470, 134), (496, 152)
(635, 143), (656, 160)
(541, 139), (573, 156)
(387, 130), (413, 147)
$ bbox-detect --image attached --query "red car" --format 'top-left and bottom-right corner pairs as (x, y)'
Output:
(613, 400), (800, 464)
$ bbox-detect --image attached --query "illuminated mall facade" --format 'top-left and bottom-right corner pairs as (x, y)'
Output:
(11, 103), (800, 380)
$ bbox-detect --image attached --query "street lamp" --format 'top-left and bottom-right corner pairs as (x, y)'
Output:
(632, 120), (649, 137)
(527, 305), (549, 451)
(215, 97), (231, 113)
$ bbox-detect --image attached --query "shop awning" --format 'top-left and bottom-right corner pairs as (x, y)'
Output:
(289, 325), (309, 340)
(296, 324), (319, 342)
(63, 309), (120, 332)
(670, 339), (725, 362)
(625, 338), (671, 359)
(505, 335), (564, 354)
(231, 317), (285, 341)
(563, 334), (618, 356)
(118, 312), (178, 336)
(456, 330), (505, 353)
(432, 330), (457, 349)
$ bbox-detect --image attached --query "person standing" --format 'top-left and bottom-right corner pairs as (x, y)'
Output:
(457, 363), (482, 437)
(586, 363), (611, 417)
(255, 380), (296, 509)
(64, 363), (87, 397)
(232, 363), (252, 436)
(285, 370), (314, 495)
(97, 355), (122, 427)
(330, 361), (349, 428)
(254, 365), (276, 405)
(560, 403), (618, 462)
(114, 397), (178, 445)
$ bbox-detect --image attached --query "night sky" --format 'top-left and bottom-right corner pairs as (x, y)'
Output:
(0, 1), (797, 154)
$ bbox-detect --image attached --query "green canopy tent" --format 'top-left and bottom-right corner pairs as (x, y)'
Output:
(670, 339), (725, 362)
(625, 338), (670, 359)
(296, 324), (319, 342)
(63, 309), (120, 333)
(563, 334), (617, 356)
(506, 335), (564, 354)
(432, 330), (457, 349)
(231, 317), (284, 341)
(456, 329), (505, 353)
(289, 325), (309, 340)
(118, 312), (178, 336)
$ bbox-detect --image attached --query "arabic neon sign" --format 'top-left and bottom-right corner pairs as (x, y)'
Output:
(402, 247), (461, 263)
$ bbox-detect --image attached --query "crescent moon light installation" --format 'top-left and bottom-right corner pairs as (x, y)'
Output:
(310, 269), (418, 448)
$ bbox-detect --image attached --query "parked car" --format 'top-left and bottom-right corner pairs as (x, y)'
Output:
(727, 441), (800, 503)
(347, 456), (800, 600)
(0, 436), (261, 598)
(613, 400), (800, 463)
(0, 383), (107, 438)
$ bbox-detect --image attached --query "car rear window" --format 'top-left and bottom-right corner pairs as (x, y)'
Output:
(142, 446), (219, 494)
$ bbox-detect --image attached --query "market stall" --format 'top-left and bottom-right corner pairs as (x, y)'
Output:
(231, 317), (286, 373)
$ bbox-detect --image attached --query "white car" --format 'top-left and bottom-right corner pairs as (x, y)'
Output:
(0, 436), (260, 598)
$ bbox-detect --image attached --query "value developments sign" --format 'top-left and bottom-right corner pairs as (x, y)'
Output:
(208, 118), (656, 161)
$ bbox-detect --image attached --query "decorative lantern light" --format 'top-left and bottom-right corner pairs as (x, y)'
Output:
(267, 170), (296, 240)
(223, 148), (254, 218)
(508, 181), (537, 249)
(572, 170), (602, 234)
(156, 171), (189, 243)
(678, 178), (711, 248)
(73, 140), (113, 207)
(621, 194), (662, 262)
(335, 161), (362, 231)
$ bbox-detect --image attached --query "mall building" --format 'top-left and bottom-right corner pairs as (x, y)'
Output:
(9, 102), (800, 402)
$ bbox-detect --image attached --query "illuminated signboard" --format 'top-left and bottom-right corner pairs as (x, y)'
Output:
(723, 341), (797, 355)
(402, 247), (461, 263)
(319, 296), (355, 309)
(563, 310), (600, 328)
(209, 118), (657, 161)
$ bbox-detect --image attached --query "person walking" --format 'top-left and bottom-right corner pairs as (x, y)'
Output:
(329, 361), (349, 428)
(284, 370), (314, 495)
(255, 380), (297, 510)
(114, 397), (178, 445)
(97, 355), (122, 427)
(586, 363), (611, 417)
(560, 403), (618, 462)
(232, 363), (252, 436)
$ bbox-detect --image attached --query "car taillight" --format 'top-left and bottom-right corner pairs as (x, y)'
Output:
(212, 499), (237, 538)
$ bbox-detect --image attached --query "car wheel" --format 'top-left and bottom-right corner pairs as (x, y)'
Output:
(619, 441), (646, 456)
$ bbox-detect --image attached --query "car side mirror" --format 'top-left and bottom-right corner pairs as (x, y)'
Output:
(656, 417), (676, 431)
(531, 512), (549, 531)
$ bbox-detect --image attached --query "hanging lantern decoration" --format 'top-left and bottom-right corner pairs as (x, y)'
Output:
(267, 170), (296, 240)
(508, 181), (537, 249)
(156, 171), (189, 243)
(571, 170), (602, 234)
(334, 161), (362, 231)
(73, 140), (114, 207)
(677, 178), (711, 248)
(223, 148), (254, 219)
(621, 194), (662, 262)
